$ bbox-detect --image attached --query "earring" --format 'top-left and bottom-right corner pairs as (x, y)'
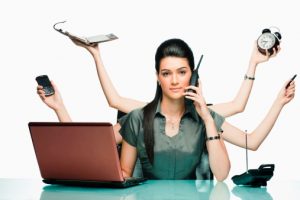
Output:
(158, 81), (161, 85)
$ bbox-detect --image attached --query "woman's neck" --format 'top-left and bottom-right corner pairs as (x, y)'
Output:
(160, 97), (185, 117)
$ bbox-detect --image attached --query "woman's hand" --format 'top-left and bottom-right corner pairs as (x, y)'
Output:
(70, 38), (100, 57)
(37, 81), (65, 111)
(249, 41), (280, 65)
(184, 80), (212, 121)
(276, 79), (296, 106)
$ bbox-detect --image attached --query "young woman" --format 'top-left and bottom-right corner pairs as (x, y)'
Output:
(117, 39), (230, 180)
(36, 39), (295, 180)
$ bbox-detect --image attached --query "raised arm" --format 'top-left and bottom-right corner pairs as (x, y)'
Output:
(71, 40), (146, 113)
(221, 79), (295, 150)
(210, 42), (280, 117)
(37, 81), (72, 122)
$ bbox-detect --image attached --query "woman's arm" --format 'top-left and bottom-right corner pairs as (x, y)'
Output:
(185, 81), (231, 181)
(71, 40), (146, 113)
(221, 80), (295, 150)
(113, 123), (124, 145)
(37, 80), (123, 144)
(37, 81), (72, 122)
(204, 118), (231, 181)
(120, 140), (137, 178)
(210, 43), (280, 117)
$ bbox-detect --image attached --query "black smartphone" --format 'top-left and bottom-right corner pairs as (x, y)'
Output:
(36, 75), (55, 96)
(285, 74), (297, 89)
(188, 55), (203, 92)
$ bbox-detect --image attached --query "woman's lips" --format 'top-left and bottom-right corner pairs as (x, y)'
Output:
(170, 87), (182, 92)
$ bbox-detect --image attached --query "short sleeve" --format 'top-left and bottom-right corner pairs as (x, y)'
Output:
(209, 109), (225, 132)
(119, 109), (143, 147)
(117, 113), (128, 127)
(117, 110), (127, 121)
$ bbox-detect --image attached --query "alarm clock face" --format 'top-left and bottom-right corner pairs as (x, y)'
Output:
(258, 32), (276, 49)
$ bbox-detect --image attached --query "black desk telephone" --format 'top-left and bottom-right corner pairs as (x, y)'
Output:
(231, 133), (275, 187)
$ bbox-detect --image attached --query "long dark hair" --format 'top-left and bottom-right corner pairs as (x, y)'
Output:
(143, 38), (195, 164)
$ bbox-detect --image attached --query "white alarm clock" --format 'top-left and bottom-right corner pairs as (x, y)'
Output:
(257, 27), (281, 56)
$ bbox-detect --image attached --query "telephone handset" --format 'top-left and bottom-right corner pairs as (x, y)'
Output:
(188, 55), (203, 92)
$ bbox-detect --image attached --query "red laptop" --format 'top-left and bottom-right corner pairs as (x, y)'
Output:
(28, 122), (146, 188)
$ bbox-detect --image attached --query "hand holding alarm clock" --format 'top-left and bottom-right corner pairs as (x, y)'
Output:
(257, 27), (281, 56)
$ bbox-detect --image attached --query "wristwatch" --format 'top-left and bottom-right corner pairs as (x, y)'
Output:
(244, 74), (255, 80)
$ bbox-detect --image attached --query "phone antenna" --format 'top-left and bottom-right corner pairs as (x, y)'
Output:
(245, 130), (249, 173)
(195, 54), (204, 71)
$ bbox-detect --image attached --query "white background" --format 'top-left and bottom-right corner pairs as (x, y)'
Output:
(0, 0), (299, 181)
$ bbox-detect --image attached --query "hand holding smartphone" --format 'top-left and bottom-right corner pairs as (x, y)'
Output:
(285, 74), (297, 89)
(36, 75), (55, 96)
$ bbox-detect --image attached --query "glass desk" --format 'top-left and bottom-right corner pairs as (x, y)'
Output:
(0, 179), (299, 199)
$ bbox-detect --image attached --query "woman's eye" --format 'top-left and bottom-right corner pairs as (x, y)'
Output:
(162, 72), (170, 77)
(179, 71), (186, 75)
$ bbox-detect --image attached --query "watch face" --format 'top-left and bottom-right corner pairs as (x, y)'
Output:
(257, 33), (276, 49)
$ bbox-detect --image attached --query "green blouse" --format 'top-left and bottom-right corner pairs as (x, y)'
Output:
(119, 101), (224, 179)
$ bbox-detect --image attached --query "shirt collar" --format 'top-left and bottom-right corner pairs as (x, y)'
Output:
(155, 99), (199, 122)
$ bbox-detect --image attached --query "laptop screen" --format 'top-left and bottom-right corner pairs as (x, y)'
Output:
(29, 122), (124, 182)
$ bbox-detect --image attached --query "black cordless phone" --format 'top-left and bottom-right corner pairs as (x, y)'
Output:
(285, 74), (297, 89)
(188, 55), (203, 92)
(36, 75), (55, 96)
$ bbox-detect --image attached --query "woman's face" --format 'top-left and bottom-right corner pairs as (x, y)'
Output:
(157, 56), (192, 100)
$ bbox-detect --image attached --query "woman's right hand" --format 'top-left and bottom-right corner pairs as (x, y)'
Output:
(70, 38), (100, 57)
(184, 80), (212, 122)
(37, 81), (64, 111)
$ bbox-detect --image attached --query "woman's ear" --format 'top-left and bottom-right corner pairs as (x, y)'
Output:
(156, 73), (160, 85)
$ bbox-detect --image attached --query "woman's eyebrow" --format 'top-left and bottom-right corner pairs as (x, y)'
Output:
(160, 69), (171, 72)
(177, 67), (188, 70)
(161, 66), (188, 71)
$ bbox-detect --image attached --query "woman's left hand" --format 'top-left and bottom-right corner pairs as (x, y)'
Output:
(276, 79), (296, 106)
(250, 41), (281, 65)
(184, 80), (212, 121)
(70, 38), (100, 57)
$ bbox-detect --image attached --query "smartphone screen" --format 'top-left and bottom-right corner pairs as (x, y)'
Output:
(36, 75), (54, 96)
